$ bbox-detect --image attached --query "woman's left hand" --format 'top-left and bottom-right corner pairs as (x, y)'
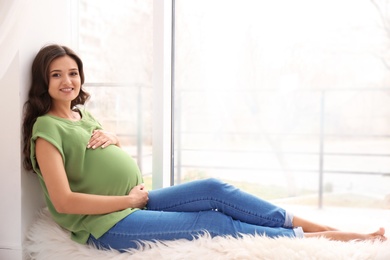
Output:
(87, 130), (120, 149)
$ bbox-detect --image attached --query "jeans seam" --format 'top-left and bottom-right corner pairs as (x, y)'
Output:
(106, 228), (209, 238)
(154, 196), (285, 227)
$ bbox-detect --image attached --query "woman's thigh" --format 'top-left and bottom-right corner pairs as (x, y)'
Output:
(147, 178), (290, 228)
(88, 209), (297, 251)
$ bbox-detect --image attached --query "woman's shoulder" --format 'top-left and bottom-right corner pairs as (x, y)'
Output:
(34, 114), (59, 127)
(33, 114), (64, 136)
(73, 106), (87, 118)
(78, 107), (93, 119)
(78, 107), (102, 126)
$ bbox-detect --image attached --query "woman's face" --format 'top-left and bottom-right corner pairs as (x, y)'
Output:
(48, 55), (81, 104)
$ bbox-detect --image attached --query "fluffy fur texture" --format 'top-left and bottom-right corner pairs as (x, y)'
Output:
(24, 208), (390, 260)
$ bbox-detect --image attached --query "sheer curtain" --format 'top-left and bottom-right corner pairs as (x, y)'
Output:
(0, 0), (26, 79)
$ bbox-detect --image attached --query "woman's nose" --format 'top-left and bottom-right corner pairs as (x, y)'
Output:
(62, 75), (72, 85)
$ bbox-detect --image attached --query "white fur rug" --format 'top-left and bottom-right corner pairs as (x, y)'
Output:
(24, 208), (390, 260)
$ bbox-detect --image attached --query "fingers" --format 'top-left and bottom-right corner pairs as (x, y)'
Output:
(87, 130), (116, 149)
(137, 184), (149, 199)
(128, 184), (149, 208)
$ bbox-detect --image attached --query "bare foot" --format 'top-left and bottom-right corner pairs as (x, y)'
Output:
(368, 227), (386, 242)
(304, 227), (387, 242)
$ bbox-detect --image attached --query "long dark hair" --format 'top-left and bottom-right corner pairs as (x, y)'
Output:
(22, 44), (90, 171)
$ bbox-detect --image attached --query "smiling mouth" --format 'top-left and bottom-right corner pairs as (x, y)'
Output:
(60, 88), (74, 92)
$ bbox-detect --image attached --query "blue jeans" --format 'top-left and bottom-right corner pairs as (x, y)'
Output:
(87, 178), (303, 251)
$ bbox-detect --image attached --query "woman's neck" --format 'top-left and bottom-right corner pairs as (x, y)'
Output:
(49, 104), (80, 121)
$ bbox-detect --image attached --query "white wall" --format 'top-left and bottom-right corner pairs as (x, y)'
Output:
(0, 0), (75, 259)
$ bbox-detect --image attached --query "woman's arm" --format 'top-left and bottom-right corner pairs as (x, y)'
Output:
(35, 138), (148, 215)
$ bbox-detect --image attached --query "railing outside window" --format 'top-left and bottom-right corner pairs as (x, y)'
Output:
(174, 88), (390, 209)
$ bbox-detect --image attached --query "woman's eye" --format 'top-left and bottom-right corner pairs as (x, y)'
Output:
(70, 71), (79, 76)
(51, 73), (60, 78)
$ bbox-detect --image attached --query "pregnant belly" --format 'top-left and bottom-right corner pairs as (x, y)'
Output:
(71, 145), (142, 195)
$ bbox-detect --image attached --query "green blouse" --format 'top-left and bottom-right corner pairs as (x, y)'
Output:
(30, 108), (143, 244)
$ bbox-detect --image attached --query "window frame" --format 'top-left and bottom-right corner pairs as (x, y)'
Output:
(152, 0), (174, 188)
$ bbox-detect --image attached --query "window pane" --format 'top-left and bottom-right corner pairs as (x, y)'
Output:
(174, 0), (390, 209)
(78, 0), (153, 188)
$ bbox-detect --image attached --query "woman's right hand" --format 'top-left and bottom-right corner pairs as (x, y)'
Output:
(128, 184), (149, 208)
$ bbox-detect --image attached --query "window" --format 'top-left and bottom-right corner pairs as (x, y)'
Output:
(173, 0), (390, 209)
(77, 0), (153, 188)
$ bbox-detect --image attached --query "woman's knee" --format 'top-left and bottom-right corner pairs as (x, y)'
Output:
(194, 178), (239, 199)
(200, 178), (225, 189)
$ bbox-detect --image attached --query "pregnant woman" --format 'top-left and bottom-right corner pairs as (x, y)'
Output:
(22, 44), (386, 252)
